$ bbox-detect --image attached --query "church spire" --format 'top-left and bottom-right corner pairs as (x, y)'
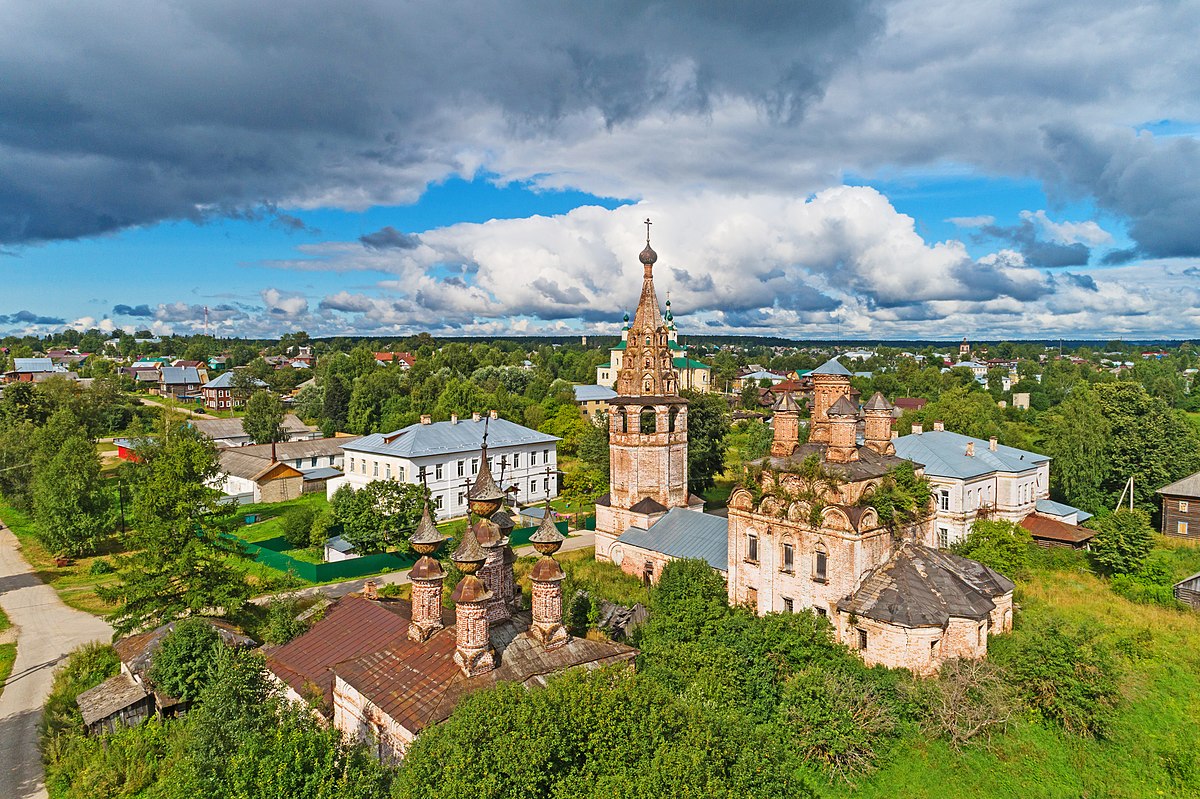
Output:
(617, 221), (678, 397)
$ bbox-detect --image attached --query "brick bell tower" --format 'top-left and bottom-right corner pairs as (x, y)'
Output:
(595, 221), (701, 560)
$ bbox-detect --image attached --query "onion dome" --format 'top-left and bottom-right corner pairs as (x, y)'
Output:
(409, 556), (446, 580)
(490, 507), (516, 532)
(472, 516), (502, 548)
(530, 555), (566, 582)
(529, 503), (565, 555)
(409, 502), (447, 556)
(450, 573), (492, 603)
(451, 525), (487, 575)
(639, 243), (658, 265)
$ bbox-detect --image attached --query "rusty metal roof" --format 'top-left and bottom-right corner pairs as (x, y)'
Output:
(114, 618), (255, 681)
(1020, 513), (1095, 545)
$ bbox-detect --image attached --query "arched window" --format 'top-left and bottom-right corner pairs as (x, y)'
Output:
(645, 336), (650, 346)
(643, 375), (653, 394)
(668, 406), (679, 432)
(644, 358), (651, 369)
(640, 408), (656, 434)
(615, 407), (628, 433)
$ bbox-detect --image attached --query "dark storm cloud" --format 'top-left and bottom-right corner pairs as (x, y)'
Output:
(0, 0), (883, 245)
(977, 218), (1090, 268)
(113, 303), (154, 317)
(271, 213), (317, 234)
(1040, 124), (1200, 259)
(360, 227), (421, 250)
(0, 310), (65, 325)
(1101, 248), (1139, 265)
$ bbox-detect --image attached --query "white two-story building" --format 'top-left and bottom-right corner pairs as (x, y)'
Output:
(329, 411), (560, 517)
(893, 423), (1052, 547)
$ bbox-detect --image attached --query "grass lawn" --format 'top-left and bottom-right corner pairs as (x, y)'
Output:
(701, 474), (736, 509)
(514, 546), (650, 607)
(0, 643), (15, 700)
(823, 552), (1200, 799)
(227, 492), (329, 543)
(0, 605), (9, 633)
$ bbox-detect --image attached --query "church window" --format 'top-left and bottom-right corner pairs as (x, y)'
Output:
(977, 624), (985, 646)
(640, 408), (656, 433)
(814, 549), (827, 582)
(938, 527), (949, 549)
(857, 629), (868, 650)
(747, 533), (759, 563)
(645, 336), (650, 346)
(814, 606), (826, 617)
(644, 358), (651, 368)
(668, 407), (679, 432)
(931, 639), (940, 655)
(616, 408), (628, 433)
(747, 587), (758, 607)
(781, 543), (795, 574)
(782, 597), (794, 613)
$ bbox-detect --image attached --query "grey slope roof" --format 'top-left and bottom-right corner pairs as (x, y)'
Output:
(1175, 570), (1200, 592)
(773, 392), (802, 412)
(203, 371), (268, 390)
(191, 414), (314, 441)
(13, 357), (54, 372)
(828, 395), (858, 417)
(1157, 470), (1200, 498)
(1035, 498), (1093, 522)
(618, 508), (729, 572)
(864, 392), (893, 411)
(838, 544), (1013, 627)
(573, 384), (618, 401)
(811, 357), (852, 376)
(159, 366), (201, 384)
(76, 672), (150, 726)
(893, 430), (1047, 480)
(346, 417), (559, 459)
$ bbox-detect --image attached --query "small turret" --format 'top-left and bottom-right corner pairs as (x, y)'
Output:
(826, 395), (860, 464)
(407, 501), (448, 643)
(449, 524), (495, 678)
(770, 392), (802, 457)
(862, 392), (895, 456)
(527, 503), (569, 650)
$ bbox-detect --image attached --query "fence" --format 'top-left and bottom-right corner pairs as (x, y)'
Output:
(233, 521), (572, 583)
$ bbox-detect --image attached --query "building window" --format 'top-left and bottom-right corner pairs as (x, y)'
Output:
(543, 477), (550, 493)
(781, 543), (794, 574)
(372, 461), (379, 477)
(1181, 500), (1189, 512)
(931, 639), (940, 656)
(857, 629), (868, 650)
(747, 534), (759, 563)
(513, 452), (520, 468)
(1179, 521), (1189, 536)
(938, 528), (949, 548)
(457, 460), (464, 477)
(295, 459), (302, 468)
(472, 458), (478, 475)
(457, 491), (465, 506)
(967, 489), (974, 509)
(434, 495), (444, 510)
(350, 457), (355, 472)
(436, 463), (444, 480)
(385, 464), (391, 479)
(747, 587), (757, 608)
(814, 550), (827, 582)
(978, 625), (985, 646)
(939, 490), (950, 511)
(782, 597), (794, 613)
(814, 606), (826, 618)
(543, 448), (550, 463)
(530, 480), (537, 495)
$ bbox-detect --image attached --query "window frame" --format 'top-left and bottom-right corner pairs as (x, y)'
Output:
(746, 533), (759, 564)
(781, 542), (795, 574)
(813, 549), (828, 582)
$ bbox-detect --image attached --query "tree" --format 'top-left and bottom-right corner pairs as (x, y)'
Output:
(147, 619), (224, 702)
(322, 374), (350, 434)
(229, 370), (265, 409)
(242, 391), (285, 445)
(261, 594), (308, 646)
(1039, 385), (1111, 514)
(332, 480), (427, 553)
(577, 413), (609, 480)
(32, 433), (112, 556)
(100, 421), (251, 635)
(281, 504), (317, 548)
(1088, 508), (1154, 576)
(682, 390), (730, 495)
(950, 519), (1033, 577)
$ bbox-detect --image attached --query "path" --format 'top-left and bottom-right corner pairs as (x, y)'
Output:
(252, 531), (596, 604)
(137, 397), (208, 418)
(0, 523), (113, 799)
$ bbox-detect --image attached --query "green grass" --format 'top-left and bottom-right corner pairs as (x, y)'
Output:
(514, 546), (650, 607)
(226, 492), (329, 543)
(822, 559), (1200, 799)
(701, 475), (735, 509)
(0, 605), (10, 633)
(0, 643), (15, 700)
(1185, 411), (1200, 437)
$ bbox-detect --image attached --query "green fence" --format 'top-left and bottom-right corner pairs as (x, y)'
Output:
(233, 521), (572, 583)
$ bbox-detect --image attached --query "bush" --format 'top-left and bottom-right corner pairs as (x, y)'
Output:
(282, 505), (317, 548)
(261, 595), (308, 646)
(990, 614), (1121, 738)
(914, 657), (1014, 750)
(950, 519), (1033, 577)
(88, 558), (115, 576)
(147, 619), (224, 702)
(41, 642), (120, 739)
(308, 507), (339, 548)
(1089, 508), (1155, 575)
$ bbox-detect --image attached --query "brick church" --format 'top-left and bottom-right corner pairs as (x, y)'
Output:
(594, 231), (1013, 676)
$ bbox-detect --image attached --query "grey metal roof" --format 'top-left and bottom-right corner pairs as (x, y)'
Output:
(573, 384), (618, 402)
(159, 366), (201, 384)
(1035, 498), (1093, 522)
(191, 414), (314, 441)
(346, 417), (558, 458)
(302, 467), (342, 481)
(618, 508), (729, 572)
(13, 357), (54, 372)
(326, 535), (357, 554)
(837, 544), (1013, 627)
(518, 505), (550, 520)
(1157, 470), (1200, 498)
(1175, 570), (1200, 592)
(811, 357), (852, 376)
(893, 430), (1047, 480)
(203, 371), (267, 390)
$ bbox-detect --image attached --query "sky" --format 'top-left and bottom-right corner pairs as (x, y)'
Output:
(2, 0), (1199, 341)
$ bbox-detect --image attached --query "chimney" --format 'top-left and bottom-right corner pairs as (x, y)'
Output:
(890, 430), (899, 440)
(450, 414), (458, 425)
(933, 420), (945, 432)
(271, 440), (277, 462)
(420, 414), (432, 425)
(989, 436), (998, 452)
(912, 423), (923, 435)
(472, 412), (482, 422)
(489, 409), (498, 420)
(363, 580), (378, 600)
(965, 441), (975, 456)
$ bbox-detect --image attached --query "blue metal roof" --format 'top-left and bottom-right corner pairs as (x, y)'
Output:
(13, 358), (54, 372)
(1035, 498), (1092, 522)
(326, 535), (357, 554)
(203, 371), (267, 390)
(345, 416), (559, 459)
(618, 508), (729, 572)
(811, 358), (852, 376)
(893, 430), (1048, 480)
(573, 384), (618, 402)
(159, 366), (201, 384)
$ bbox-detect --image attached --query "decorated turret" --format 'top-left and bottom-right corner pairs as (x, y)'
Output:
(407, 499), (448, 643)
(449, 521), (495, 677)
(527, 500), (569, 650)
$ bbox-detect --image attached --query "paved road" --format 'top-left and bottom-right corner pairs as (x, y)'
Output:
(252, 531), (597, 604)
(0, 524), (113, 799)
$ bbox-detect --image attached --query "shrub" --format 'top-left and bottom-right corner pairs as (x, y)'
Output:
(914, 657), (1014, 750)
(990, 614), (1121, 738)
(308, 507), (339, 548)
(282, 505), (317, 548)
(567, 591), (592, 634)
(1088, 508), (1154, 576)
(147, 619), (224, 702)
(88, 557), (115, 575)
(261, 595), (308, 646)
(950, 519), (1033, 577)
(41, 642), (120, 739)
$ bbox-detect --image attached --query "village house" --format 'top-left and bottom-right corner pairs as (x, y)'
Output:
(266, 450), (635, 760)
(374, 351), (416, 368)
(1, 357), (66, 383)
(154, 365), (204, 399)
(331, 412), (560, 517)
(1175, 571), (1200, 611)
(200, 370), (267, 410)
(209, 437), (356, 503)
(190, 413), (319, 448)
(572, 384), (617, 420)
(1156, 470), (1200, 539)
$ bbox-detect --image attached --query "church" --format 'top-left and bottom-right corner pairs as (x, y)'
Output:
(593, 232), (1013, 676)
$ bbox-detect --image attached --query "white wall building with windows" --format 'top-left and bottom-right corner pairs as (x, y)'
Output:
(893, 424), (1052, 547)
(327, 412), (560, 517)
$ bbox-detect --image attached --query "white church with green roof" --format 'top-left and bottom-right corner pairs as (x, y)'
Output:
(595, 302), (712, 393)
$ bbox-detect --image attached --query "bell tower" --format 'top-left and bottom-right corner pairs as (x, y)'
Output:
(595, 222), (702, 562)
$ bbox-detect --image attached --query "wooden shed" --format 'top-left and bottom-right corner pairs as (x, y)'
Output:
(1175, 571), (1200, 611)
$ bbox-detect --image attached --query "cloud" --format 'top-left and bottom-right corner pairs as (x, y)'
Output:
(261, 288), (309, 317)
(112, 303), (154, 317)
(947, 215), (995, 228)
(1021, 209), (1111, 247)
(271, 213), (318, 234)
(0, 309), (65, 325)
(360, 226), (421, 250)
(977, 215), (1091, 268)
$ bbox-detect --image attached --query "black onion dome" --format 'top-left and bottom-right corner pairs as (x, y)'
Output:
(639, 244), (658, 265)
